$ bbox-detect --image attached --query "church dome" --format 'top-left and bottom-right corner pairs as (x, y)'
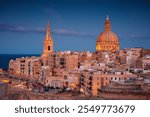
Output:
(96, 16), (120, 52)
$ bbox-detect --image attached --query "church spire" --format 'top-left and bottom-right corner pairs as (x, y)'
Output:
(104, 15), (111, 31)
(42, 21), (54, 58)
(45, 21), (52, 40)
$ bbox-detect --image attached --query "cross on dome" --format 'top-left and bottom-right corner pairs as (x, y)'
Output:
(106, 15), (109, 20)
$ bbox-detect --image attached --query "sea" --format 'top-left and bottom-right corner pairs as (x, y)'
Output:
(0, 54), (40, 70)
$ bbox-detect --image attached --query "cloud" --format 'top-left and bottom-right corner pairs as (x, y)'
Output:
(34, 27), (45, 33)
(0, 22), (45, 33)
(0, 22), (25, 32)
(53, 29), (97, 37)
(130, 34), (150, 40)
(2, 22), (149, 39)
(118, 33), (150, 40)
(0, 21), (96, 37)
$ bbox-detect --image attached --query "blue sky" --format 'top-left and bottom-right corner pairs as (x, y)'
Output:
(0, 0), (150, 54)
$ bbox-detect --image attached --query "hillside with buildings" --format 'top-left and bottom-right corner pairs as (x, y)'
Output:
(1, 17), (150, 100)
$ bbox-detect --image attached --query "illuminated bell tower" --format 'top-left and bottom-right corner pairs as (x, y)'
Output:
(42, 21), (54, 58)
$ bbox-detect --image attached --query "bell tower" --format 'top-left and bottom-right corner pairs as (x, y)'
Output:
(42, 21), (54, 57)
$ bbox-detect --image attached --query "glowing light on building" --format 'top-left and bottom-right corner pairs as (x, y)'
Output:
(96, 16), (120, 52)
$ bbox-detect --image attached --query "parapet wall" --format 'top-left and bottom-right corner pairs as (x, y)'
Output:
(99, 91), (150, 100)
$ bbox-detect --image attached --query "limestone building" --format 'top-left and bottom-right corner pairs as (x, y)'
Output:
(81, 69), (137, 96)
(48, 51), (79, 71)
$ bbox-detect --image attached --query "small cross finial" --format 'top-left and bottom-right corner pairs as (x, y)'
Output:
(106, 15), (109, 20)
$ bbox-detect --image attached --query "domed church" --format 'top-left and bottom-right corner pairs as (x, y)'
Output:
(96, 16), (120, 52)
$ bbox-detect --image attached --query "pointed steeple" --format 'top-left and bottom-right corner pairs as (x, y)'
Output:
(104, 15), (111, 31)
(45, 21), (52, 40)
(42, 21), (54, 58)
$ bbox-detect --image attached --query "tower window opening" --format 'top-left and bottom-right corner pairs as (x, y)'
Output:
(48, 46), (50, 51)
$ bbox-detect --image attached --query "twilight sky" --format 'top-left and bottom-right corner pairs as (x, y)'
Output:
(0, 0), (150, 54)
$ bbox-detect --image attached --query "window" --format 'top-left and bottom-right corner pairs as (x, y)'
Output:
(64, 75), (67, 80)
(48, 46), (50, 51)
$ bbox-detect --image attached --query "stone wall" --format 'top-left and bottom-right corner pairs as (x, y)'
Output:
(99, 91), (150, 100)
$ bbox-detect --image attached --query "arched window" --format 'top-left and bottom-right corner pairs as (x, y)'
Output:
(48, 46), (50, 51)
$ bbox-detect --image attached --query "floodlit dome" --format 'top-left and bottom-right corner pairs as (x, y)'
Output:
(96, 16), (120, 52)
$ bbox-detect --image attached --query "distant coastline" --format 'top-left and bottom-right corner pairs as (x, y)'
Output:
(0, 54), (40, 70)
